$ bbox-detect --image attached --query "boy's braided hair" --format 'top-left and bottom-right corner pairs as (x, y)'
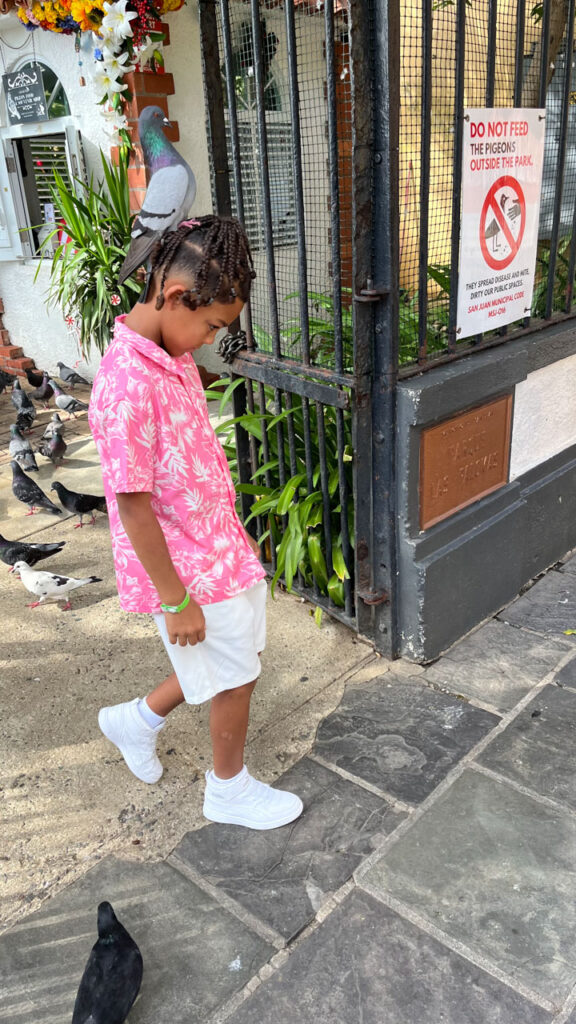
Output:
(149, 215), (256, 312)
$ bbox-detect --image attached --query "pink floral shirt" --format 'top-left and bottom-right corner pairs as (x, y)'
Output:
(89, 316), (265, 613)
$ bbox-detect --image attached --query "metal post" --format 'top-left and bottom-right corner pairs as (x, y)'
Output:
(350, 0), (400, 657)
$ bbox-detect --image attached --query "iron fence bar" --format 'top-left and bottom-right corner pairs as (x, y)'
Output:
(257, 381), (276, 572)
(567, 142), (576, 309)
(231, 353), (352, 406)
(546, 0), (575, 318)
(284, 392), (299, 478)
(418, 0), (432, 362)
(199, 0), (231, 217)
(245, 379), (264, 544)
(513, 0), (526, 105)
(250, 0), (282, 359)
(315, 401), (334, 588)
(284, 0), (311, 366)
(325, 0), (345, 375)
(220, 0), (257, 351)
(447, 0), (466, 353)
(274, 388), (287, 490)
(538, 0), (552, 108)
(230, 374), (254, 527)
(336, 406), (354, 616)
(486, 0), (498, 106)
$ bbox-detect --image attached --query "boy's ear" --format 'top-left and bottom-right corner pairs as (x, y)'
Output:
(162, 283), (186, 307)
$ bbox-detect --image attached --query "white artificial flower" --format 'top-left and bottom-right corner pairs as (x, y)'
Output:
(92, 64), (128, 100)
(102, 47), (135, 76)
(133, 35), (160, 67)
(101, 0), (137, 45)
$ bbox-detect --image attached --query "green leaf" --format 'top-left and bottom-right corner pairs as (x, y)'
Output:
(307, 532), (329, 592)
(277, 473), (306, 515)
(314, 605), (323, 628)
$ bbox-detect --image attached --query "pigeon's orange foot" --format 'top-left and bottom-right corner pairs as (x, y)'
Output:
(25, 508), (36, 516)
(26, 601), (40, 608)
(61, 601), (72, 611)
(74, 522), (83, 529)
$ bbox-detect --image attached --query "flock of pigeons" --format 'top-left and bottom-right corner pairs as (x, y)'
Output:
(1, 363), (105, 610)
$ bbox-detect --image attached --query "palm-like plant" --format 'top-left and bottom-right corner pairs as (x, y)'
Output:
(35, 147), (140, 357)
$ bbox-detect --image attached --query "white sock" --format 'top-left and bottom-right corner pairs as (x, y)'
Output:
(210, 765), (247, 788)
(138, 698), (165, 729)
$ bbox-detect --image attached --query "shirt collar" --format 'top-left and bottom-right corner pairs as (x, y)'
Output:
(113, 314), (195, 380)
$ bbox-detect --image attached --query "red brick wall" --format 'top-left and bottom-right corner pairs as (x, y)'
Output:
(0, 299), (34, 376)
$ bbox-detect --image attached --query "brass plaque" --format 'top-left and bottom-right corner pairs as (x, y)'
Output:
(420, 395), (513, 530)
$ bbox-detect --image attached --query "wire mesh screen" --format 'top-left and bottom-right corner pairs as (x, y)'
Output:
(217, 0), (353, 375)
(399, 0), (576, 371)
(205, 0), (356, 624)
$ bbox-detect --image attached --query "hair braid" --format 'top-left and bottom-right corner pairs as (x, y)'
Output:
(150, 215), (256, 312)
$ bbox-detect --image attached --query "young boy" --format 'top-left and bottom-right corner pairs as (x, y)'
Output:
(89, 215), (303, 830)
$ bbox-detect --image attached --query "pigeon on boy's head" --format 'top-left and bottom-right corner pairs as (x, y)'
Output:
(117, 105), (196, 289)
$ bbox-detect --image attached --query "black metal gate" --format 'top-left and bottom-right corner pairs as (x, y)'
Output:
(198, 0), (400, 657)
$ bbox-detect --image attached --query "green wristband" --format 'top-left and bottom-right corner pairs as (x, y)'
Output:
(160, 591), (191, 614)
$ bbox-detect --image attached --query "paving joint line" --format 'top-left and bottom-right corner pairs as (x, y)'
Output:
(206, 880), (357, 1023)
(551, 981), (576, 1023)
(308, 752), (414, 814)
(167, 852), (286, 950)
(356, 884), (557, 1014)
(469, 762), (576, 818)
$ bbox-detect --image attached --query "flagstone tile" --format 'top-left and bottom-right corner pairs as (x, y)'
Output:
(498, 570), (576, 640)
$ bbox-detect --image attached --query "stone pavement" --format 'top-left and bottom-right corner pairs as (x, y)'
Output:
(3, 549), (576, 1022)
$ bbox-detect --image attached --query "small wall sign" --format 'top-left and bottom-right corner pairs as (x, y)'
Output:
(420, 395), (513, 530)
(3, 67), (48, 125)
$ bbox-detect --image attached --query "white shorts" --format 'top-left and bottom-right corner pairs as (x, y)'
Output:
(153, 580), (267, 705)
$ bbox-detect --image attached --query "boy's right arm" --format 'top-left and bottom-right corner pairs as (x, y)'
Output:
(116, 492), (206, 647)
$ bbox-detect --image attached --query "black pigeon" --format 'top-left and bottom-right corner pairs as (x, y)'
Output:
(0, 532), (65, 570)
(10, 379), (36, 426)
(50, 480), (107, 526)
(24, 366), (44, 388)
(72, 901), (143, 1024)
(0, 368), (14, 394)
(56, 361), (90, 388)
(49, 379), (89, 419)
(15, 407), (36, 433)
(29, 371), (54, 408)
(37, 428), (67, 465)
(10, 461), (62, 516)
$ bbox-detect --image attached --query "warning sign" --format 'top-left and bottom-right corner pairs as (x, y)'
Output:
(456, 109), (545, 339)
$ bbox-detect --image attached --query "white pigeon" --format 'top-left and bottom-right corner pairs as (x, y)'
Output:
(12, 560), (102, 611)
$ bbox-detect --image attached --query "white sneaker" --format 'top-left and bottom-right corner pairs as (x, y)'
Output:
(203, 767), (303, 829)
(98, 698), (164, 784)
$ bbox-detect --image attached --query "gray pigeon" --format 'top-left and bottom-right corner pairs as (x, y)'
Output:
(48, 380), (89, 419)
(29, 371), (54, 408)
(41, 412), (64, 440)
(10, 379), (36, 427)
(12, 560), (102, 610)
(9, 424), (38, 472)
(117, 105), (197, 287)
(37, 428), (67, 465)
(10, 460), (62, 516)
(56, 362), (90, 388)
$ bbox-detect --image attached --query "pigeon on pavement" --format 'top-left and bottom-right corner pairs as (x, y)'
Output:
(9, 424), (38, 472)
(29, 371), (54, 408)
(15, 407), (36, 433)
(41, 412), (64, 440)
(50, 480), (107, 526)
(56, 361), (90, 388)
(118, 105), (197, 288)
(10, 461), (62, 515)
(10, 379), (37, 426)
(12, 560), (102, 610)
(24, 366), (44, 388)
(0, 533), (65, 571)
(0, 368), (14, 393)
(72, 901), (143, 1024)
(49, 380), (89, 419)
(37, 428), (67, 465)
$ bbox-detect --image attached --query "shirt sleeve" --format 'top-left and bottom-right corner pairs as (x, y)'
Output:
(99, 379), (157, 494)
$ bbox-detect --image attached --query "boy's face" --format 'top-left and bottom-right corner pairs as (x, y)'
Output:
(160, 286), (245, 358)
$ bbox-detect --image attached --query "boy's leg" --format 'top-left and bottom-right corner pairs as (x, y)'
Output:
(98, 671), (184, 784)
(209, 680), (257, 779)
(204, 674), (303, 830)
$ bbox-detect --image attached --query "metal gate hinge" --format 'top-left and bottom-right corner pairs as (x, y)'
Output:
(354, 284), (390, 303)
(357, 587), (389, 606)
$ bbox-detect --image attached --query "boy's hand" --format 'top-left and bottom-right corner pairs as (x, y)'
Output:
(165, 598), (206, 646)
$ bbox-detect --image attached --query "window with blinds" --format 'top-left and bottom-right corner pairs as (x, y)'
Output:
(10, 132), (74, 255)
(226, 119), (297, 251)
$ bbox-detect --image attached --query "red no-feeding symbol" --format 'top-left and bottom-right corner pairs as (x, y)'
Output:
(480, 175), (526, 271)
